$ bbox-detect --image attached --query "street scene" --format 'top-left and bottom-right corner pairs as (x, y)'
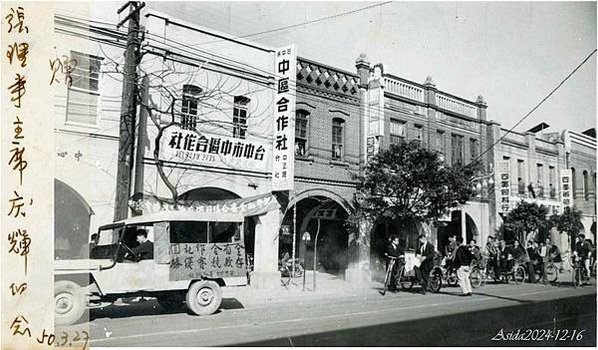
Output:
(43, 1), (597, 347)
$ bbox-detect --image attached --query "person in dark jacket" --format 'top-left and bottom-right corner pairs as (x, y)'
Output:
(497, 239), (513, 273)
(414, 234), (435, 295)
(128, 229), (154, 261)
(454, 236), (473, 296)
(385, 236), (404, 291)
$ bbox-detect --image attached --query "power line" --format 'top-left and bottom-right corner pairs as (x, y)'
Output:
(467, 48), (597, 168)
(189, 1), (395, 46)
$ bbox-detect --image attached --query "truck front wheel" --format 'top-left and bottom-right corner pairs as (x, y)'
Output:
(55, 280), (87, 326)
(186, 281), (222, 316)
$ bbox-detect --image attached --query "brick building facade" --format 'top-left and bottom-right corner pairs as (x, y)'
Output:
(52, 6), (595, 287)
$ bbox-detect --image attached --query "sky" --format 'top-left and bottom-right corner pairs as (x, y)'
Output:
(146, 1), (597, 134)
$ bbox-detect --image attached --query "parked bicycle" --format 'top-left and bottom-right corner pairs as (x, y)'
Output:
(279, 257), (304, 287)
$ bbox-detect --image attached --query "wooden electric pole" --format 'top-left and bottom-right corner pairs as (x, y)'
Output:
(114, 1), (145, 221)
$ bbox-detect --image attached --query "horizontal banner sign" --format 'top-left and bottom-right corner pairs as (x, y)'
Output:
(160, 126), (269, 172)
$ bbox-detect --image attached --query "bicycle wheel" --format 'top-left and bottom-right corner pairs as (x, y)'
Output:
(513, 265), (526, 285)
(428, 270), (442, 293)
(545, 264), (559, 283)
(470, 267), (483, 289)
(279, 265), (290, 287)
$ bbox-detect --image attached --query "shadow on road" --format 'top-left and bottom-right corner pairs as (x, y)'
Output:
(231, 294), (596, 347)
(89, 297), (245, 322)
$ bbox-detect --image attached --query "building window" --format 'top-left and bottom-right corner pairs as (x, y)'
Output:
(517, 159), (525, 195)
(537, 164), (544, 198)
(390, 119), (406, 145)
(571, 168), (577, 198)
(233, 96), (250, 139)
(583, 170), (589, 200)
(436, 130), (445, 154)
(549, 166), (556, 199)
(451, 134), (464, 165)
(332, 118), (344, 160)
(414, 125), (423, 143)
(295, 110), (309, 156)
(181, 85), (202, 130)
(66, 51), (102, 126)
(470, 139), (478, 162)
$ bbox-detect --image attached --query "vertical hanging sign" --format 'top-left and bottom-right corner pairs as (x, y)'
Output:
(498, 161), (511, 213)
(560, 169), (572, 210)
(272, 45), (296, 192)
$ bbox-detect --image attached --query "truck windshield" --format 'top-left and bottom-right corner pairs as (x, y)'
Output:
(90, 227), (122, 259)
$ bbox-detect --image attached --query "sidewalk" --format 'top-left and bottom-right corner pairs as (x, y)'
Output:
(221, 271), (381, 308)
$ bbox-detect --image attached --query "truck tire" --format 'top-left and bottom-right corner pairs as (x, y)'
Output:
(186, 280), (222, 316)
(55, 280), (87, 326)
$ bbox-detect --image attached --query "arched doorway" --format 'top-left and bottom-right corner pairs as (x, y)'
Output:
(54, 179), (93, 260)
(436, 210), (479, 254)
(279, 195), (349, 275)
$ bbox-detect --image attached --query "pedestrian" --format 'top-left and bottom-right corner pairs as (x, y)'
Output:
(444, 234), (458, 272)
(385, 236), (404, 291)
(414, 234), (435, 295)
(513, 239), (534, 282)
(485, 235), (499, 278)
(453, 235), (473, 296)
(546, 237), (563, 272)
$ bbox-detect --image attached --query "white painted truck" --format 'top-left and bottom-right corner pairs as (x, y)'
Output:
(54, 211), (248, 325)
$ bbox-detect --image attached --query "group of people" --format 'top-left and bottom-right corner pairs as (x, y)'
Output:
(484, 233), (594, 283)
(386, 231), (595, 297)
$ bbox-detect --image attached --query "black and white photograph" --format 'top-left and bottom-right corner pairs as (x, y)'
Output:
(1, 1), (596, 348)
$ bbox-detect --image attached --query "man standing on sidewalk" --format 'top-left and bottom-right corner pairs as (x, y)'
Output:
(454, 235), (473, 296)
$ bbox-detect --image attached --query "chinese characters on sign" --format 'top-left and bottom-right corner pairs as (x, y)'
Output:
(161, 127), (268, 172)
(560, 169), (572, 210)
(272, 45), (296, 191)
(498, 161), (511, 214)
(169, 243), (247, 281)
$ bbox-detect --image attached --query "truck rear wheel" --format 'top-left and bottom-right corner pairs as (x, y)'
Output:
(186, 281), (222, 316)
(55, 280), (86, 326)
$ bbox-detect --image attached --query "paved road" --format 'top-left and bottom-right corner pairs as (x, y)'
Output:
(62, 281), (596, 347)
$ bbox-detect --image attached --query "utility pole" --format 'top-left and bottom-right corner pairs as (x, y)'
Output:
(114, 1), (146, 221)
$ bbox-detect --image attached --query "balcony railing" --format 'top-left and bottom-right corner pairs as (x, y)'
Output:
(436, 93), (477, 118)
(384, 77), (424, 102)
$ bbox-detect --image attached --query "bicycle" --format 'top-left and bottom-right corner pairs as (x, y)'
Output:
(571, 254), (590, 289)
(534, 259), (559, 284)
(471, 259), (526, 287)
(382, 255), (403, 295)
(279, 258), (304, 287)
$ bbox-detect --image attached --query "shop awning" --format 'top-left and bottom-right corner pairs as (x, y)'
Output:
(129, 192), (281, 219)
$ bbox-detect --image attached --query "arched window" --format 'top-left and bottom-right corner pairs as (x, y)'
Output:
(332, 118), (345, 160)
(295, 110), (309, 156)
(583, 170), (589, 200)
(571, 168), (577, 198)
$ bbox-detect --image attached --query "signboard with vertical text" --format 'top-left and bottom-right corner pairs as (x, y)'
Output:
(560, 169), (572, 210)
(498, 161), (511, 213)
(272, 45), (297, 191)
